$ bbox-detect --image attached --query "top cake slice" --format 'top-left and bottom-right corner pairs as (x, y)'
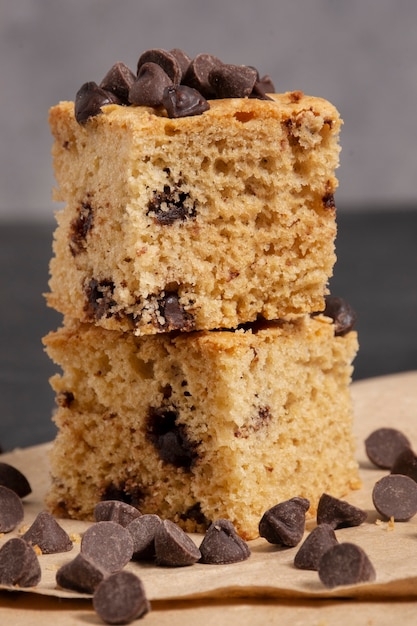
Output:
(47, 92), (341, 335)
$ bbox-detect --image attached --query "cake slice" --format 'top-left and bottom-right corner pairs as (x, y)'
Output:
(43, 312), (359, 540)
(47, 91), (341, 336)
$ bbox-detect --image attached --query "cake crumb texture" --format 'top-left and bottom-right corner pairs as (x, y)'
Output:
(43, 314), (359, 540)
(47, 93), (341, 335)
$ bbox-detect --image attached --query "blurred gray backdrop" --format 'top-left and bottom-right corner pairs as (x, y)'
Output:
(1, 0), (417, 219)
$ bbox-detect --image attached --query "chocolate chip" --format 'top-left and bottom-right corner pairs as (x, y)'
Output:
(322, 192), (336, 209)
(199, 519), (250, 564)
(146, 184), (196, 225)
(81, 521), (134, 573)
(147, 406), (198, 468)
(0, 462), (31, 498)
(129, 62), (173, 107)
(56, 390), (75, 408)
(391, 447), (417, 482)
(258, 497), (310, 547)
(0, 538), (42, 588)
(183, 53), (223, 98)
(56, 553), (107, 594)
(316, 493), (367, 529)
(0, 485), (24, 532)
(209, 64), (258, 98)
(318, 542), (376, 588)
(84, 278), (116, 320)
(69, 202), (94, 256)
(365, 428), (411, 469)
(99, 62), (136, 104)
(94, 500), (142, 527)
(251, 74), (275, 100)
(316, 295), (357, 336)
(163, 84), (210, 118)
(100, 482), (145, 509)
(180, 503), (210, 528)
(75, 81), (120, 125)
(93, 571), (150, 624)
(22, 511), (73, 554)
(169, 48), (192, 80)
(294, 524), (338, 571)
(158, 292), (195, 332)
(137, 48), (182, 84)
(127, 514), (162, 560)
(372, 474), (417, 521)
(154, 519), (201, 566)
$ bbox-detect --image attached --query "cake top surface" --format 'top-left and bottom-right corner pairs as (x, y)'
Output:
(58, 47), (340, 127)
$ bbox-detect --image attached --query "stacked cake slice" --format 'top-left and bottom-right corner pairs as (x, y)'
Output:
(44, 50), (360, 539)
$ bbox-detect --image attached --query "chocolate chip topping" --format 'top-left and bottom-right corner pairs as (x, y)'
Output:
(129, 62), (173, 107)
(137, 48), (182, 84)
(316, 493), (367, 529)
(74, 82), (120, 125)
(56, 553), (107, 594)
(365, 427), (411, 469)
(94, 500), (142, 527)
(209, 64), (258, 98)
(251, 74), (275, 100)
(146, 406), (198, 468)
(99, 62), (136, 104)
(0, 538), (42, 588)
(163, 84), (210, 118)
(0, 485), (24, 533)
(22, 511), (73, 554)
(318, 542), (376, 588)
(0, 462), (31, 498)
(93, 571), (150, 625)
(199, 518), (251, 564)
(154, 519), (201, 566)
(258, 497), (310, 547)
(183, 53), (223, 98)
(127, 514), (162, 560)
(294, 523), (338, 571)
(74, 49), (275, 123)
(318, 295), (357, 336)
(169, 48), (192, 81)
(372, 474), (417, 521)
(391, 447), (417, 482)
(81, 521), (134, 573)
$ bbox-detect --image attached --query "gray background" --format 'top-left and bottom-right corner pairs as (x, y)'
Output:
(1, 0), (417, 219)
(1, 0), (416, 451)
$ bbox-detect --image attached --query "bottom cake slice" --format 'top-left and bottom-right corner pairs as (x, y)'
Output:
(43, 313), (360, 540)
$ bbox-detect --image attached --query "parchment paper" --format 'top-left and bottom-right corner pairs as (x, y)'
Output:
(1, 371), (417, 604)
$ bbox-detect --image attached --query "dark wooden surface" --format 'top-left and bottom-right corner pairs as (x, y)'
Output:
(1, 210), (416, 451)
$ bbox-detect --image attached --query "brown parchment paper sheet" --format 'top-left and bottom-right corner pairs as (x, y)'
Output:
(1, 371), (417, 605)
